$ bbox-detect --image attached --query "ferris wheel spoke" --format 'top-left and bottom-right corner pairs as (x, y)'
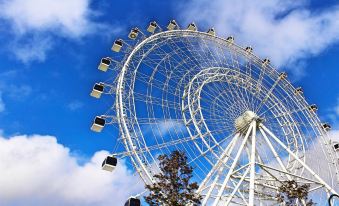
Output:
(263, 105), (311, 122)
(201, 92), (239, 115)
(114, 136), (195, 158)
(136, 74), (180, 98)
(201, 86), (248, 122)
(226, 78), (252, 111)
(132, 118), (183, 125)
(254, 75), (284, 114)
(257, 94), (290, 117)
(133, 92), (180, 108)
(205, 82), (249, 113)
(142, 55), (193, 81)
(205, 73), (249, 109)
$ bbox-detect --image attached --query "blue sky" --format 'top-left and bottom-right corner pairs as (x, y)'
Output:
(0, 0), (339, 205)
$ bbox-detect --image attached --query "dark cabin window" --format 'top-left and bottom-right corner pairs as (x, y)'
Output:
(106, 156), (117, 166)
(101, 58), (111, 65)
(130, 198), (141, 206)
(94, 117), (105, 126)
(94, 84), (104, 92)
(334, 144), (339, 150)
(115, 40), (123, 46)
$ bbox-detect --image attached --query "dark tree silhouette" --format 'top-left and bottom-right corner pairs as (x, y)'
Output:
(276, 180), (315, 206)
(144, 150), (202, 206)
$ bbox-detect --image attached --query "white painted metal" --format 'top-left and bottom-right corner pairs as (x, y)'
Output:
(248, 121), (257, 205)
(93, 22), (339, 205)
(212, 121), (255, 206)
(200, 134), (239, 205)
(260, 123), (337, 194)
(225, 166), (251, 205)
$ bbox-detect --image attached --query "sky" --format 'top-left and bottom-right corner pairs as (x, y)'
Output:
(0, 0), (339, 205)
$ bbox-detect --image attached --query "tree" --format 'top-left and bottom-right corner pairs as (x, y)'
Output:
(144, 150), (202, 206)
(276, 180), (315, 206)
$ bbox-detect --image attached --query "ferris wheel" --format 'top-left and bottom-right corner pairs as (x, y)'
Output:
(90, 20), (339, 205)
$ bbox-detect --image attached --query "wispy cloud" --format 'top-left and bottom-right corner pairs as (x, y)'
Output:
(0, 79), (33, 108)
(0, 0), (108, 63)
(0, 0), (95, 37)
(67, 100), (84, 111)
(8, 35), (54, 63)
(143, 119), (187, 140)
(179, 0), (339, 76)
(335, 97), (339, 117)
(0, 134), (144, 206)
(326, 96), (339, 128)
(0, 92), (5, 112)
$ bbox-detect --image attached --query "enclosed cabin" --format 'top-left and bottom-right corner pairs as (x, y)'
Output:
(91, 116), (106, 132)
(167, 20), (177, 30)
(245, 46), (253, 53)
(111, 39), (123, 52)
(262, 58), (270, 67)
(98, 57), (111, 72)
(279, 72), (287, 80)
(333, 141), (339, 151)
(102, 155), (117, 172)
(308, 104), (318, 112)
(187, 22), (197, 31)
(90, 83), (104, 98)
(294, 87), (303, 95)
(226, 36), (234, 44)
(124, 197), (141, 206)
(147, 21), (157, 33)
(128, 28), (139, 40)
(207, 28), (215, 36)
(322, 123), (331, 132)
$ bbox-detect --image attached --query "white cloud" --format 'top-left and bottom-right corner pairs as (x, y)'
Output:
(67, 100), (84, 111)
(0, 0), (94, 37)
(0, 82), (32, 108)
(179, 0), (339, 74)
(335, 97), (339, 117)
(9, 35), (53, 63)
(327, 96), (339, 127)
(0, 92), (5, 112)
(0, 134), (144, 206)
(6, 84), (32, 100)
(336, 106), (339, 117)
(329, 129), (339, 143)
(156, 120), (187, 137)
(0, 0), (104, 62)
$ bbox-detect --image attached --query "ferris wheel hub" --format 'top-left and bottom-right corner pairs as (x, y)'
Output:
(234, 110), (258, 133)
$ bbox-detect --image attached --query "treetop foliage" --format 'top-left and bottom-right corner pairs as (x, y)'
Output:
(144, 150), (202, 206)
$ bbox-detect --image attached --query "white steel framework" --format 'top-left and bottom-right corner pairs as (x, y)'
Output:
(92, 21), (339, 205)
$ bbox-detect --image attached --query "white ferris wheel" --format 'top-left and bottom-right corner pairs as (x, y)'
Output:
(90, 20), (339, 205)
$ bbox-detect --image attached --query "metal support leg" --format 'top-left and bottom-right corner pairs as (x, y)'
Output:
(249, 121), (257, 205)
(260, 123), (337, 195)
(212, 121), (255, 206)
